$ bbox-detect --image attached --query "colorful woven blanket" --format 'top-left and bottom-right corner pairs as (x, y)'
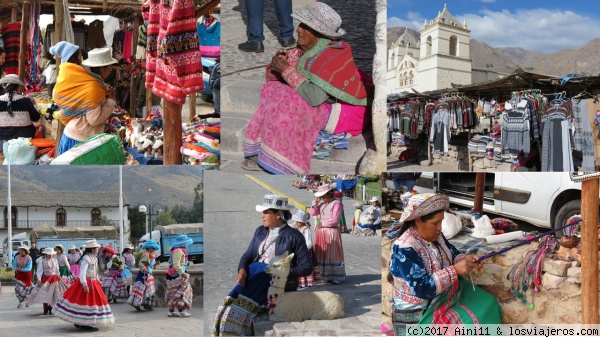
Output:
(53, 63), (107, 125)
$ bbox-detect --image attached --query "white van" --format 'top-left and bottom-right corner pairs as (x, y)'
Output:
(414, 172), (590, 234)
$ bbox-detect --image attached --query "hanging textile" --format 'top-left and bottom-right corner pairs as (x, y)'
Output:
(62, 0), (75, 44)
(1, 22), (21, 75)
(122, 28), (133, 62)
(87, 20), (107, 51)
(196, 15), (220, 58)
(136, 24), (148, 61)
(501, 101), (530, 156)
(27, 0), (42, 83)
(143, 0), (203, 104)
(541, 100), (573, 172)
(429, 101), (451, 156)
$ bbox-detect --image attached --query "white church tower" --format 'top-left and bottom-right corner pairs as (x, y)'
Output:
(415, 4), (472, 92)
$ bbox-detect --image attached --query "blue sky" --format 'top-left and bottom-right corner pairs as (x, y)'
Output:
(388, 0), (600, 52)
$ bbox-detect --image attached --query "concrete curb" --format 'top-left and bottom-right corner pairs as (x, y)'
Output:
(244, 174), (309, 211)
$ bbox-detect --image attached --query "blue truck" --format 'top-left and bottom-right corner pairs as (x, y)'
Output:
(138, 223), (203, 263)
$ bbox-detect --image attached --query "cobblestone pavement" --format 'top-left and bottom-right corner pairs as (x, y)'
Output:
(0, 283), (202, 337)
(203, 171), (381, 336)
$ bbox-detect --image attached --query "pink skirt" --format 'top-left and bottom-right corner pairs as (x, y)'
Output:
(313, 227), (346, 283)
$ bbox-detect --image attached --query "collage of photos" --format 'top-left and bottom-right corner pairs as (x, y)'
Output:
(0, 0), (599, 336)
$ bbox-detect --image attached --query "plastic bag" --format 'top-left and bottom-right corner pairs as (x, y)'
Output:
(471, 215), (495, 238)
(3, 138), (36, 165)
(442, 212), (462, 239)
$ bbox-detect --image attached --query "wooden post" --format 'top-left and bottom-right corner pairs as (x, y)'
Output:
(53, 0), (65, 157)
(145, 87), (152, 118)
(18, 0), (30, 83)
(581, 178), (599, 324)
(163, 101), (182, 165)
(473, 172), (485, 214)
(129, 15), (140, 117)
(189, 93), (196, 121)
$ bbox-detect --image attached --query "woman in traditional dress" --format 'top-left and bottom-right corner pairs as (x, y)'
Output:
(49, 42), (118, 154)
(310, 184), (346, 284)
(55, 245), (76, 287)
(121, 244), (136, 295)
(54, 239), (114, 330)
(67, 245), (81, 277)
(100, 245), (126, 303)
(13, 245), (33, 308)
(388, 193), (502, 335)
(212, 195), (312, 336)
(128, 240), (159, 311)
(241, 2), (373, 174)
(165, 234), (195, 318)
(26, 247), (68, 315)
(0, 75), (41, 147)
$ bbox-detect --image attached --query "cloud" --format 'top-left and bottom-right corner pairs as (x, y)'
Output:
(480, 0), (496, 3)
(388, 12), (425, 31)
(458, 9), (600, 52)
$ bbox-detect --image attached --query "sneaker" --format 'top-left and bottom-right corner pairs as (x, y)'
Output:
(167, 311), (180, 317)
(179, 310), (191, 317)
(143, 304), (154, 311)
(25, 303), (29, 307)
(238, 41), (264, 53)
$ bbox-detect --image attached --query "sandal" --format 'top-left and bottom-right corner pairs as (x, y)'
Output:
(241, 159), (262, 171)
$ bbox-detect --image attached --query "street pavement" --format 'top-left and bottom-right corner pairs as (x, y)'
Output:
(220, 0), (377, 173)
(203, 171), (381, 336)
(0, 279), (202, 337)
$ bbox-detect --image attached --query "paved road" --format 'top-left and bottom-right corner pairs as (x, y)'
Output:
(203, 171), (381, 336)
(0, 284), (202, 337)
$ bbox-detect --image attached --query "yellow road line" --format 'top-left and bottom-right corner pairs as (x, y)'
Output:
(244, 174), (309, 211)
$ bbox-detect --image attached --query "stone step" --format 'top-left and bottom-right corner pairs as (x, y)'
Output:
(221, 78), (263, 114)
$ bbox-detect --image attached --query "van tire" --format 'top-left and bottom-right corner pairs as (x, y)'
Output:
(554, 200), (581, 237)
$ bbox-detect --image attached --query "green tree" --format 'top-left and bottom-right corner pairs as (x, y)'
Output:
(128, 207), (146, 242)
(189, 181), (203, 223)
(171, 204), (191, 223)
(157, 211), (177, 226)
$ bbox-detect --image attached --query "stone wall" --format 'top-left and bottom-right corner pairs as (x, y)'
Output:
(145, 264), (203, 308)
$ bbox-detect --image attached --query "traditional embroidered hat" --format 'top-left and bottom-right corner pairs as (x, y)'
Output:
(123, 244), (134, 250)
(102, 245), (116, 255)
(256, 194), (295, 212)
(49, 41), (79, 61)
(314, 184), (335, 197)
(172, 234), (193, 248)
(291, 2), (346, 39)
(54, 244), (64, 253)
(84, 239), (101, 248)
(141, 240), (160, 251)
(18, 245), (30, 253)
(291, 210), (310, 223)
(0, 74), (24, 86)
(69, 245), (77, 250)
(353, 202), (363, 209)
(44, 247), (56, 255)
(399, 193), (449, 223)
(370, 196), (380, 203)
(82, 47), (118, 67)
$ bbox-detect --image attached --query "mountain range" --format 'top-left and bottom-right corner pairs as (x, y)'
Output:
(388, 27), (600, 76)
(0, 167), (203, 209)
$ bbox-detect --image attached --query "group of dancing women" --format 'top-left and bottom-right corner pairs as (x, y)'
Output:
(10, 234), (195, 330)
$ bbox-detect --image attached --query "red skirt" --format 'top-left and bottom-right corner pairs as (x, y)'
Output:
(15, 270), (32, 287)
(53, 279), (114, 325)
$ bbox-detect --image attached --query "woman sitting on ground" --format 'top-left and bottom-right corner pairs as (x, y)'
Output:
(212, 195), (313, 336)
(50, 42), (118, 154)
(388, 193), (501, 335)
(242, 2), (373, 174)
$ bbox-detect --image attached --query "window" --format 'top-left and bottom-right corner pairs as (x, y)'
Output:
(426, 36), (432, 56)
(449, 35), (458, 56)
(56, 207), (66, 227)
(91, 208), (101, 222)
(3, 207), (17, 228)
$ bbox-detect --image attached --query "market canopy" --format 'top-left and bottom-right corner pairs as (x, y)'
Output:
(155, 223), (203, 235)
(29, 224), (119, 241)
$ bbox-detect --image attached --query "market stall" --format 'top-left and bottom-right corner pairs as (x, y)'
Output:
(387, 70), (600, 172)
(0, 0), (220, 166)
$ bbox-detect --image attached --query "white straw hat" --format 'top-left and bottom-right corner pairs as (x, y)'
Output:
(256, 195), (295, 212)
(82, 48), (118, 67)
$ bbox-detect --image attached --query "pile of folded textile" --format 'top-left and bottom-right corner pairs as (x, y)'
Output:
(313, 131), (351, 159)
(181, 119), (220, 166)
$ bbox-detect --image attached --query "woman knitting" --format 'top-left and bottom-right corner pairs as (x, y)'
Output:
(242, 2), (373, 174)
(50, 42), (118, 154)
(388, 193), (501, 335)
(212, 195), (313, 336)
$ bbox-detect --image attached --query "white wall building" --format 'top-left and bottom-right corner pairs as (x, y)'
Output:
(387, 4), (472, 95)
(0, 191), (129, 248)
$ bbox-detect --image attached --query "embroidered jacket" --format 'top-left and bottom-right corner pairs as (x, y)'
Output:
(390, 226), (466, 308)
